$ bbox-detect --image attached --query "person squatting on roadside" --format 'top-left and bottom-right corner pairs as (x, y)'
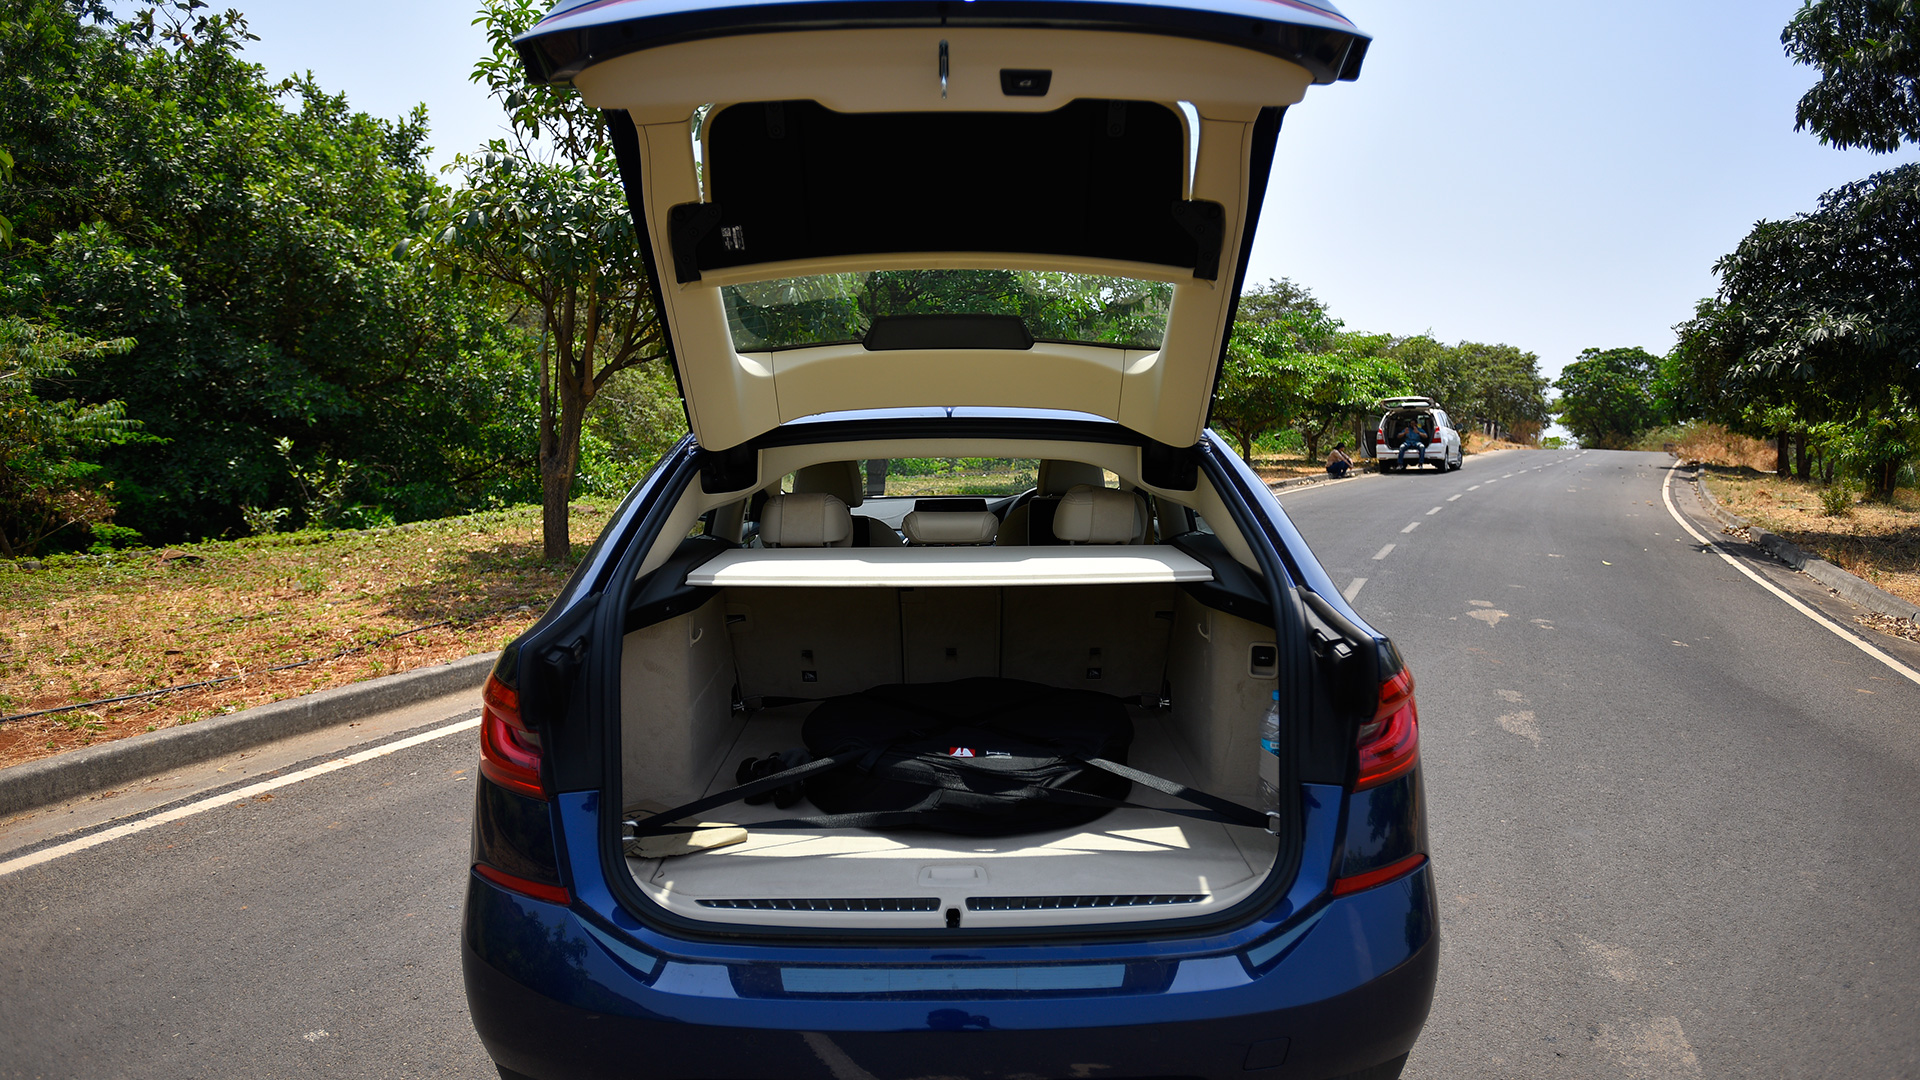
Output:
(1326, 444), (1352, 478)
(1396, 424), (1428, 469)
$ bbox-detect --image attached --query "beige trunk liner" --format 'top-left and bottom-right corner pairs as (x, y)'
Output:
(627, 704), (1278, 929)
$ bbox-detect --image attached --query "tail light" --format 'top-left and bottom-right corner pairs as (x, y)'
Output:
(472, 668), (569, 904)
(1331, 664), (1427, 898)
(1429, 432), (1443, 444)
(479, 674), (545, 799)
(1356, 667), (1418, 790)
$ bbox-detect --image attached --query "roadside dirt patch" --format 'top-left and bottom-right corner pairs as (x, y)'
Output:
(0, 502), (616, 772)
(1699, 467), (1920, 612)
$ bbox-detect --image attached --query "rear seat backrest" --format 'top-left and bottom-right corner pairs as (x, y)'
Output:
(760, 492), (854, 547)
(902, 510), (999, 545)
(1053, 485), (1144, 544)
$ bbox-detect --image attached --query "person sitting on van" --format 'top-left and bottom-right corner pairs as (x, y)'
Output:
(1396, 423), (1429, 469)
(1326, 443), (1352, 478)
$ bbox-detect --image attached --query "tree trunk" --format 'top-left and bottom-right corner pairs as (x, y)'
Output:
(1793, 432), (1811, 481)
(1775, 431), (1789, 475)
(539, 391), (588, 562)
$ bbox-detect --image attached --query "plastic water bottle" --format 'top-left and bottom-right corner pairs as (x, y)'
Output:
(1258, 690), (1281, 826)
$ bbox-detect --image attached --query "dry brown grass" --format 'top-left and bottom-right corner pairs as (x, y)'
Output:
(1700, 467), (1920, 609)
(1666, 423), (1777, 472)
(1250, 451), (1329, 485)
(1463, 432), (1532, 454)
(0, 501), (618, 771)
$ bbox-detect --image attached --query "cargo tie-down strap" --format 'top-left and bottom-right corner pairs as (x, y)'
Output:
(623, 748), (1272, 840)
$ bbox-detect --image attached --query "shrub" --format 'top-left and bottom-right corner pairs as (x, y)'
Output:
(1820, 482), (1857, 517)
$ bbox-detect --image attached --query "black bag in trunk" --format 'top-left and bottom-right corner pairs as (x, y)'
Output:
(800, 677), (1135, 836)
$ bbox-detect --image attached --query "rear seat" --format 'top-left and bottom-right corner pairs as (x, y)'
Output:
(792, 461), (904, 547)
(902, 509), (999, 545)
(999, 459), (1106, 546)
(1054, 485), (1149, 545)
(759, 492), (854, 548)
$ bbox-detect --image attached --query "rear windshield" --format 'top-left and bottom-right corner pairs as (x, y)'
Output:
(721, 270), (1171, 352)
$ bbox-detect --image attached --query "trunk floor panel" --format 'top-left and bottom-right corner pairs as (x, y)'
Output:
(627, 705), (1279, 929)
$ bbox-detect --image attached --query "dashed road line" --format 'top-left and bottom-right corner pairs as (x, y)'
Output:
(1447, 494), (1463, 501)
(1372, 543), (1396, 560)
(0, 714), (483, 878)
(1426, 506), (1443, 515)
(1401, 521), (1421, 533)
(1343, 577), (1367, 602)
(1468, 484), (1481, 491)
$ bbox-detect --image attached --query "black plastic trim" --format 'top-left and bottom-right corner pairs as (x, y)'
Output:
(625, 535), (735, 632)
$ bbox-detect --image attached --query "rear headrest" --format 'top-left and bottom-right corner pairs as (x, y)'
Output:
(761, 493), (853, 547)
(1054, 486), (1142, 544)
(902, 511), (999, 546)
(792, 461), (864, 508)
(1036, 459), (1106, 495)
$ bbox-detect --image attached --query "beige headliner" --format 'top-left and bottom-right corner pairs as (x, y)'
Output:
(571, 28), (1317, 451)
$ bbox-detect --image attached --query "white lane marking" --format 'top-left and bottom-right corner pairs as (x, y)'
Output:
(1426, 506), (1443, 515)
(1485, 479), (1500, 484)
(1447, 494), (1463, 502)
(1468, 484), (1482, 491)
(1660, 470), (1920, 687)
(0, 715), (483, 878)
(1401, 521), (1421, 533)
(1372, 544), (1396, 560)
(1343, 577), (1367, 602)
(1503, 473), (1515, 478)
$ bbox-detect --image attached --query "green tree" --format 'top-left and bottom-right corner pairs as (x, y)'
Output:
(0, 0), (536, 540)
(1784, 0), (1920, 153)
(1672, 164), (1920, 492)
(1232, 277), (1326, 328)
(1554, 347), (1662, 448)
(1388, 337), (1551, 443)
(0, 317), (136, 556)
(1212, 309), (1404, 460)
(444, 0), (670, 561)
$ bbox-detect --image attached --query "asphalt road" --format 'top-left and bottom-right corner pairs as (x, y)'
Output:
(3, 448), (1918, 1079)
(1277, 448), (1920, 1079)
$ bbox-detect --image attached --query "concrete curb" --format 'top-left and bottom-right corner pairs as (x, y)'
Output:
(1686, 466), (1920, 623)
(0, 651), (498, 817)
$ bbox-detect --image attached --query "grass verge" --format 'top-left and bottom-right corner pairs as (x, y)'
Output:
(1697, 467), (1920, 610)
(0, 500), (617, 772)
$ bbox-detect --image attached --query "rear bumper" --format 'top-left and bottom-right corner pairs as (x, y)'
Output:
(463, 859), (1437, 1080)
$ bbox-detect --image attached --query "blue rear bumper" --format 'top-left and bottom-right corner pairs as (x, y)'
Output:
(464, 785), (1437, 1080)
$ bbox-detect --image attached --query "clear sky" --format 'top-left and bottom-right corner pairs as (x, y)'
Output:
(232, 0), (1917, 387)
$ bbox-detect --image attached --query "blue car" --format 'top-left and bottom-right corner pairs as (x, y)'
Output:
(466, 2), (1434, 1078)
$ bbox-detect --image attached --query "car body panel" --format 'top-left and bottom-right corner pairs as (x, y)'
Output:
(465, 783), (1436, 1080)
(516, 0), (1368, 87)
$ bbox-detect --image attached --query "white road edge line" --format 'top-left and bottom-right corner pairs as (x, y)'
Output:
(1343, 577), (1367, 602)
(1372, 544), (1396, 561)
(1660, 469), (1920, 688)
(0, 714), (483, 878)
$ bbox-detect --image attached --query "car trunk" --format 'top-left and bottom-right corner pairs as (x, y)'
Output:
(618, 581), (1282, 930)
